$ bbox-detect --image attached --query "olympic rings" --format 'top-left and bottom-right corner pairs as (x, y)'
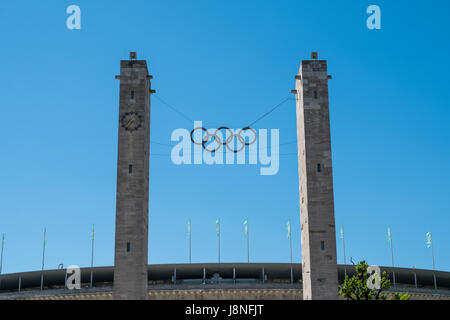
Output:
(190, 127), (208, 145)
(203, 132), (222, 153)
(214, 127), (234, 146)
(190, 126), (258, 153)
(239, 127), (257, 146)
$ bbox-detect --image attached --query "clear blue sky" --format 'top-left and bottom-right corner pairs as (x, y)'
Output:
(0, 0), (449, 274)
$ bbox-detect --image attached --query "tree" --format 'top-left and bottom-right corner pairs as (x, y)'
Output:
(339, 260), (410, 300)
(393, 292), (411, 300)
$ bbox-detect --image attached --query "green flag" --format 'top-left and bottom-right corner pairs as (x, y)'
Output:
(340, 226), (344, 239)
(387, 227), (392, 244)
(43, 228), (47, 247)
(91, 224), (95, 241)
(426, 232), (432, 248)
(187, 220), (191, 238)
(244, 220), (248, 238)
(215, 219), (220, 237)
(287, 221), (291, 239)
(1, 234), (4, 249)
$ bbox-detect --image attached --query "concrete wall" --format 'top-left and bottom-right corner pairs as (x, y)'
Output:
(7, 286), (450, 300)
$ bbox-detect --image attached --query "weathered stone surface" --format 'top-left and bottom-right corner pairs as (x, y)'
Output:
(113, 59), (151, 300)
(295, 56), (339, 300)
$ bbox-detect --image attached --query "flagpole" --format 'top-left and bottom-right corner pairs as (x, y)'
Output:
(287, 220), (292, 264)
(218, 219), (221, 264)
(90, 224), (94, 288)
(0, 234), (5, 274)
(289, 230), (292, 265)
(388, 227), (396, 288)
(247, 218), (249, 263)
(247, 233), (250, 263)
(189, 228), (191, 265)
(431, 236), (437, 290)
(40, 228), (46, 290)
(288, 220), (293, 284)
(42, 228), (46, 270)
(188, 219), (191, 264)
(243, 218), (250, 263)
(341, 226), (347, 278)
(390, 236), (396, 288)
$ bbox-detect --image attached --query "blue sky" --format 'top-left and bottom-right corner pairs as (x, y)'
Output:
(0, 0), (449, 274)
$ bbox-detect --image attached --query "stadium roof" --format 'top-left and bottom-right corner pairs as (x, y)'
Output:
(1, 263), (449, 293)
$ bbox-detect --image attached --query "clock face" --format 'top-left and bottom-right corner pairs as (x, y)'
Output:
(121, 111), (142, 132)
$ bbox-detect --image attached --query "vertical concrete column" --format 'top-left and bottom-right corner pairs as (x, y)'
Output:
(293, 52), (338, 300)
(113, 53), (153, 300)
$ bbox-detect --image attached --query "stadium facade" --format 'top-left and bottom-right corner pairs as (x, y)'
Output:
(0, 263), (449, 300)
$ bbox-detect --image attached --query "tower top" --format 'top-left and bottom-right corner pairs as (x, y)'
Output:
(311, 52), (318, 60)
(129, 52), (137, 60)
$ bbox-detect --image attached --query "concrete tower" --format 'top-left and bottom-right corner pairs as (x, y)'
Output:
(293, 52), (338, 300)
(113, 53), (154, 300)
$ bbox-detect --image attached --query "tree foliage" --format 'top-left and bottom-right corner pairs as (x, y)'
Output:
(393, 292), (411, 300)
(339, 260), (410, 300)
